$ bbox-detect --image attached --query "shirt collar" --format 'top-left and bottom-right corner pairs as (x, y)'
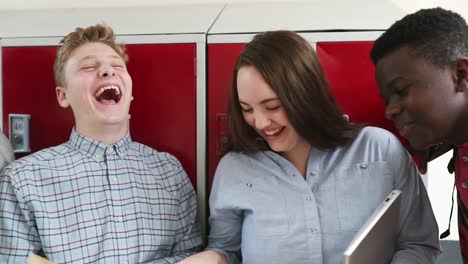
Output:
(263, 147), (327, 177)
(69, 129), (132, 161)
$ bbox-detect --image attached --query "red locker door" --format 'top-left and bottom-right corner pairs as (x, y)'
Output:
(2, 43), (197, 186)
(207, 43), (246, 186)
(126, 43), (197, 186)
(316, 42), (402, 144)
(2, 46), (74, 155)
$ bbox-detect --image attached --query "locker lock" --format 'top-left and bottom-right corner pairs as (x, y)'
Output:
(8, 114), (31, 153)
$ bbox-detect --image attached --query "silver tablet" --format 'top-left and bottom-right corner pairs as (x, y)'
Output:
(344, 189), (401, 264)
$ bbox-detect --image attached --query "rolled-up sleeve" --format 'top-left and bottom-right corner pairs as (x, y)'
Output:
(206, 156), (243, 264)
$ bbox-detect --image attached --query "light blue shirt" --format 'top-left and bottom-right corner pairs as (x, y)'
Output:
(207, 127), (441, 264)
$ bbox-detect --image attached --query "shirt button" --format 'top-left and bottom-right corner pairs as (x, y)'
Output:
(462, 182), (468, 189)
(112, 176), (118, 182)
(310, 171), (316, 176)
(359, 164), (368, 169)
(117, 216), (124, 222)
(306, 196), (312, 201)
(463, 156), (468, 162)
(107, 148), (114, 154)
(310, 228), (319, 233)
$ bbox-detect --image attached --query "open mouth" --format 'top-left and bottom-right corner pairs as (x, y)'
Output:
(94, 85), (122, 103)
(264, 127), (284, 137)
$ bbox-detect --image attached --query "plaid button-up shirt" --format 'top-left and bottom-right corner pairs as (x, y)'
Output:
(0, 130), (202, 263)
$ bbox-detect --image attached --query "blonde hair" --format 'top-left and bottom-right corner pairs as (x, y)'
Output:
(54, 24), (128, 87)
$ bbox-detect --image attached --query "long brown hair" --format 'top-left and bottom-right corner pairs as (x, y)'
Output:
(227, 30), (363, 153)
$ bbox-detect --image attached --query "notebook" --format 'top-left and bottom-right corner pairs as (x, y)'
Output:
(343, 189), (401, 264)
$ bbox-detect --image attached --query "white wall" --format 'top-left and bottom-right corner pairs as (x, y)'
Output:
(393, 0), (468, 18)
(0, 0), (309, 10)
(0, 0), (466, 14)
(428, 152), (459, 240)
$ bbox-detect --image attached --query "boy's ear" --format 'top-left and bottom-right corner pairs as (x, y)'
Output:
(455, 57), (468, 92)
(56, 86), (70, 108)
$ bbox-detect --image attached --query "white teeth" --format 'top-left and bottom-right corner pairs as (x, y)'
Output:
(265, 128), (281, 136)
(95, 85), (121, 97)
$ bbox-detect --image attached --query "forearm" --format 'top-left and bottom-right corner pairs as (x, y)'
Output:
(149, 252), (197, 264)
(27, 254), (54, 264)
(176, 250), (228, 264)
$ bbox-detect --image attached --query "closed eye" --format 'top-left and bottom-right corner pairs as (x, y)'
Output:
(395, 85), (409, 96)
(81, 65), (95, 70)
(241, 108), (253, 113)
(266, 105), (280, 111)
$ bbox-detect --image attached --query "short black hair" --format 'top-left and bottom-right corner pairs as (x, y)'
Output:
(371, 7), (468, 67)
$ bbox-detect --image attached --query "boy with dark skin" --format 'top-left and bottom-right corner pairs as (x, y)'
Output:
(371, 7), (468, 261)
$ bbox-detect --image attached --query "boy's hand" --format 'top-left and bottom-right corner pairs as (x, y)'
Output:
(28, 254), (54, 264)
